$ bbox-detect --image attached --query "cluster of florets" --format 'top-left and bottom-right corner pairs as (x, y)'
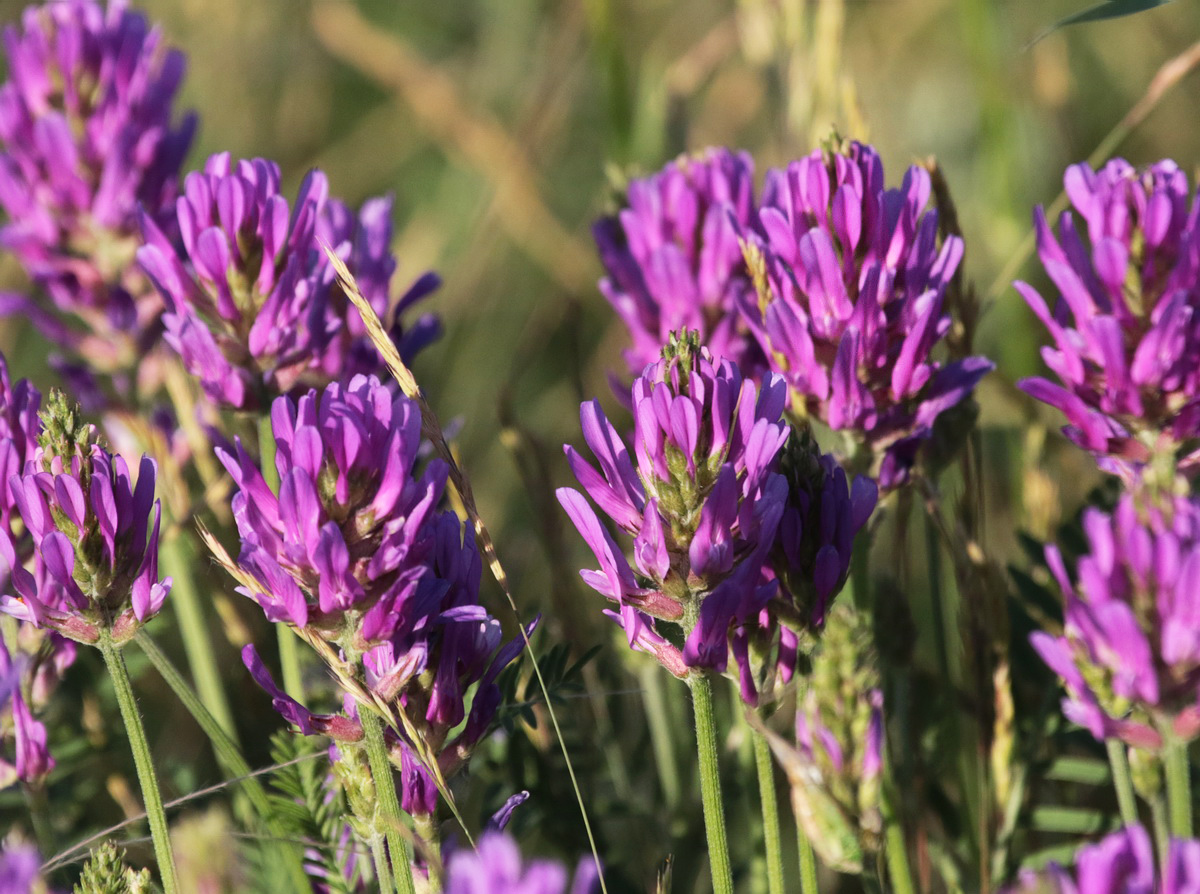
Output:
(218, 376), (526, 816)
(137, 153), (441, 411)
(738, 140), (993, 489)
(445, 832), (600, 894)
(1018, 159), (1200, 481)
(593, 148), (766, 382)
(1032, 492), (1200, 751)
(1009, 825), (1200, 893)
(0, 0), (195, 370)
(0, 389), (170, 645)
(778, 605), (883, 875)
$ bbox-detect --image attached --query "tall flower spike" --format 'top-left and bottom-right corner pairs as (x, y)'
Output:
(773, 604), (884, 875)
(444, 833), (600, 894)
(0, 390), (171, 644)
(0, 0), (195, 374)
(740, 140), (993, 490)
(594, 148), (767, 381)
(1031, 492), (1200, 751)
(1017, 158), (1200, 481)
(558, 332), (790, 703)
(217, 376), (528, 815)
(137, 153), (441, 411)
(1005, 825), (1200, 893)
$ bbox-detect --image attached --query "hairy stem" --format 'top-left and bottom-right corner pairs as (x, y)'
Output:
(751, 729), (786, 894)
(690, 671), (734, 894)
(1106, 739), (1139, 828)
(360, 707), (416, 894)
(1166, 738), (1193, 839)
(99, 638), (179, 894)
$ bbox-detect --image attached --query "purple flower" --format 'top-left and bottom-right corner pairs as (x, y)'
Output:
(0, 0), (195, 371)
(771, 433), (877, 632)
(0, 841), (49, 894)
(780, 604), (883, 874)
(1031, 493), (1200, 751)
(217, 375), (527, 815)
(137, 153), (441, 410)
(739, 140), (992, 490)
(594, 148), (767, 379)
(0, 390), (170, 644)
(1008, 825), (1170, 893)
(558, 333), (790, 701)
(445, 833), (600, 894)
(1017, 159), (1200, 480)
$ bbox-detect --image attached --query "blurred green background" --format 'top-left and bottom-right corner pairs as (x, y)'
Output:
(4, 0), (1200, 890)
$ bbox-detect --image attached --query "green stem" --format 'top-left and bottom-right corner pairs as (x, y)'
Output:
(689, 672), (734, 894)
(1106, 739), (1139, 828)
(135, 631), (311, 894)
(359, 707), (416, 894)
(751, 729), (786, 894)
(415, 813), (443, 893)
(1151, 795), (1171, 874)
(160, 531), (238, 740)
(99, 638), (179, 894)
(369, 833), (395, 894)
(797, 826), (819, 894)
(883, 770), (916, 894)
(257, 414), (306, 704)
(1166, 738), (1193, 839)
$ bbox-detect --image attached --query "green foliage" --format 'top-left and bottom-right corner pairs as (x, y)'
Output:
(249, 732), (358, 894)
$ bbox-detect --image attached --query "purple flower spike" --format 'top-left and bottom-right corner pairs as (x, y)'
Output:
(445, 832), (600, 894)
(138, 153), (441, 410)
(0, 390), (170, 645)
(1008, 825), (1164, 893)
(773, 433), (877, 633)
(219, 375), (529, 817)
(1017, 158), (1200, 480)
(1032, 492), (1200, 751)
(740, 140), (993, 489)
(594, 148), (767, 380)
(559, 332), (791, 701)
(0, 0), (195, 372)
(778, 604), (883, 875)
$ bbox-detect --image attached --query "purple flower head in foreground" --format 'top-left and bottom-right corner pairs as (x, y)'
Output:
(740, 139), (993, 490)
(594, 148), (766, 380)
(0, 390), (170, 645)
(1031, 492), (1200, 751)
(558, 332), (790, 702)
(217, 376), (528, 813)
(775, 604), (883, 875)
(138, 152), (441, 411)
(1017, 159), (1200, 481)
(1008, 825), (1200, 893)
(0, 0), (195, 370)
(445, 833), (600, 894)
(0, 840), (56, 894)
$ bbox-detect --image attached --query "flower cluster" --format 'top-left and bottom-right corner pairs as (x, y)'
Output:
(0, 0), (194, 371)
(1009, 825), (1200, 893)
(778, 604), (884, 875)
(445, 833), (600, 894)
(1031, 493), (1200, 751)
(558, 333), (791, 702)
(739, 140), (993, 489)
(770, 431), (877, 634)
(138, 153), (441, 411)
(0, 390), (171, 645)
(593, 148), (765, 381)
(217, 375), (526, 815)
(1017, 159), (1200, 481)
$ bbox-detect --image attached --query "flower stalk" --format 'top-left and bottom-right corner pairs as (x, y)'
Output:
(359, 706), (417, 894)
(99, 636), (179, 894)
(751, 727), (786, 894)
(689, 670), (734, 894)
